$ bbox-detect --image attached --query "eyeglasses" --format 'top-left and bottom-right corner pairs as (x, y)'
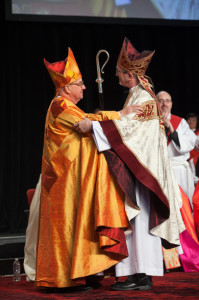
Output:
(158, 99), (172, 104)
(69, 81), (85, 87)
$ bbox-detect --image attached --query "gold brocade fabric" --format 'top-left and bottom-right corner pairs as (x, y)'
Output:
(113, 84), (185, 245)
(162, 247), (181, 270)
(117, 38), (155, 76)
(35, 97), (128, 288)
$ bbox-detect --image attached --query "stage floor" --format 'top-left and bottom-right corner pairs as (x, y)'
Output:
(0, 272), (199, 300)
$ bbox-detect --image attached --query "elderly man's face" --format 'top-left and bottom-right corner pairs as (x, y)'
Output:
(67, 79), (86, 104)
(157, 92), (173, 114)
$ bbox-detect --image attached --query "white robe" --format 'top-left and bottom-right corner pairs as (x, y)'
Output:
(24, 176), (41, 281)
(168, 117), (196, 207)
(115, 181), (163, 277)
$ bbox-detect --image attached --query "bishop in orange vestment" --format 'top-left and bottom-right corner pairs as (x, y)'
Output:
(35, 48), (138, 288)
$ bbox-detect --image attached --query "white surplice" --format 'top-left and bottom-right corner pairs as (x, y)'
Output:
(168, 117), (196, 208)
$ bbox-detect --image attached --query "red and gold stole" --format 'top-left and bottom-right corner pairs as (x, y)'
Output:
(167, 114), (182, 146)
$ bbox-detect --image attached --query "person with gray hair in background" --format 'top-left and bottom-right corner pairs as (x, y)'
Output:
(156, 90), (196, 208)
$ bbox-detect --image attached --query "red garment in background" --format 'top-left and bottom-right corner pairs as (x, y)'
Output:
(192, 181), (199, 238)
(179, 186), (199, 272)
(189, 129), (199, 166)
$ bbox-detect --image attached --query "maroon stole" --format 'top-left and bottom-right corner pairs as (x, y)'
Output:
(100, 120), (171, 244)
(167, 114), (182, 146)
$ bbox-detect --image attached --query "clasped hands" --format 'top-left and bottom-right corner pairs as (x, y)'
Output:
(74, 118), (92, 133)
(162, 111), (174, 133)
(74, 104), (143, 134)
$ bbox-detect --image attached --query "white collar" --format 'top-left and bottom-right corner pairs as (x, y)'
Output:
(129, 83), (141, 93)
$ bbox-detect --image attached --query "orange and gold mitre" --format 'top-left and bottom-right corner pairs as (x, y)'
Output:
(117, 37), (155, 76)
(44, 48), (82, 90)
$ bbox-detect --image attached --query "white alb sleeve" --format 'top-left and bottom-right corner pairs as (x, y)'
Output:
(92, 121), (111, 152)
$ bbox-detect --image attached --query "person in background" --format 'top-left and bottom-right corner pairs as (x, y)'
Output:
(186, 113), (199, 133)
(185, 112), (199, 184)
(155, 103), (199, 273)
(156, 91), (196, 208)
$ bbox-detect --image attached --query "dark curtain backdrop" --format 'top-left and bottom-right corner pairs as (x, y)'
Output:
(0, 1), (199, 233)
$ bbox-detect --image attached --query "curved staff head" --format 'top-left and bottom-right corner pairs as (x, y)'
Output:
(96, 49), (110, 94)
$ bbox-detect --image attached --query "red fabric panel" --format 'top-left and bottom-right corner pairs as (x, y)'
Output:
(99, 227), (128, 257)
(51, 99), (67, 119)
(193, 181), (199, 238)
(103, 149), (137, 207)
(167, 114), (182, 146)
(190, 130), (199, 164)
(26, 189), (36, 206)
(179, 186), (199, 245)
(42, 164), (58, 193)
(45, 59), (66, 74)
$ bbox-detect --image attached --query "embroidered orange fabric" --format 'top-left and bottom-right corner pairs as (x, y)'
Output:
(44, 48), (82, 91)
(35, 97), (129, 288)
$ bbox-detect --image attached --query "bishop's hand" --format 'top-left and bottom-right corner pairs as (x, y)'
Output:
(120, 104), (143, 117)
(74, 118), (92, 133)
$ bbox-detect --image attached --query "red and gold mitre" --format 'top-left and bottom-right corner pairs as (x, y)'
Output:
(44, 48), (82, 90)
(117, 37), (155, 76)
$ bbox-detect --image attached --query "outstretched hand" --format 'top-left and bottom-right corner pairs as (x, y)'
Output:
(120, 104), (143, 117)
(74, 105), (143, 133)
(74, 117), (92, 133)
